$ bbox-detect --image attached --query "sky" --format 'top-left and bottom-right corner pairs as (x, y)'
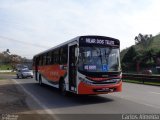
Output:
(0, 0), (160, 59)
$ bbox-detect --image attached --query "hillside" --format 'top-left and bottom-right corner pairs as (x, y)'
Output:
(121, 33), (160, 59)
(149, 34), (160, 50)
(121, 33), (160, 73)
(135, 34), (160, 51)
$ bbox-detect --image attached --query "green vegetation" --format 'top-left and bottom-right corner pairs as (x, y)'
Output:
(123, 79), (160, 86)
(123, 79), (143, 83)
(144, 82), (160, 86)
(0, 49), (32, 70)
(121, 33), (160, 74)
(0, 77), (7, 80)
(0, 64), (12, 70)
(0, 72), (16, 75)
(148, 34), (160, 50)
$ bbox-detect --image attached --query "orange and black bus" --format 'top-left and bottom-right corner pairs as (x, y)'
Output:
(33, 35), (122, 95)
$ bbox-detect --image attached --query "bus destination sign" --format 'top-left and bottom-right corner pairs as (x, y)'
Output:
(79, 37), (119, 46)
(86, 38), (114, 45)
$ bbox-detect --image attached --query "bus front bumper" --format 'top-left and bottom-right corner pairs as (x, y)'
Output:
(78, 81), (122, 95)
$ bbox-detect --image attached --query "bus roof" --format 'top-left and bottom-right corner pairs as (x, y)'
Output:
(33, 35), (119, 58)
(33, 36), (79, 57)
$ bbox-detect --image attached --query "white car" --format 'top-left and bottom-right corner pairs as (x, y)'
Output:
(17, 69), (33, 79)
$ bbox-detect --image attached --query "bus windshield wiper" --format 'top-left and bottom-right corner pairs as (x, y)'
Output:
(105, 48), (112, 64)
(98, 48), (102, 64)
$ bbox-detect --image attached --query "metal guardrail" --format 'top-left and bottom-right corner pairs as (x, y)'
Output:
(122, 73), (160, 84)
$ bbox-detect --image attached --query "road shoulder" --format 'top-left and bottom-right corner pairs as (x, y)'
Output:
(0, 79), (54, 120)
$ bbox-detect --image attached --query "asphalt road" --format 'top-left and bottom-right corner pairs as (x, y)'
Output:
(1, 74), (160, 119)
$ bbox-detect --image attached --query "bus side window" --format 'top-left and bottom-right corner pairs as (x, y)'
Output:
(53, 51), (56, 64)
(63, 46), (68, 64)
(51, 51), (54, 64)
(39, 55), (43, 66)
(54, 49), (59, 64)
(48, 52), (52, 65)
(45, 53), (48, 65)
(60, 46), (68, 64)
(43, 54), (46, 65)
(46, 52), (52, 65)
(59, 48), (62, 64)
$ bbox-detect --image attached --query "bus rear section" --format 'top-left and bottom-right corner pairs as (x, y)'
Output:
(33, 35), (122, 95)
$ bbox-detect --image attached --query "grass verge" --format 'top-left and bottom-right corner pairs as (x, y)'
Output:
(0, 72), (16, 75)
(123, 79), (160, 86)
(0, 77), (7, 80)
(0, 64), (12, 70)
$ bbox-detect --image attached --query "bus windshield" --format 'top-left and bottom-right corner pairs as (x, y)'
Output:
(78, 46), (120, 72)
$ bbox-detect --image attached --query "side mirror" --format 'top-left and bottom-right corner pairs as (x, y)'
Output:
(75, 47), (79, 65)
(75, 47), (79, 57)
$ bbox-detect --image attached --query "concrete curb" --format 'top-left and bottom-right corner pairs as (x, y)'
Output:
(0, 70), (12, 72)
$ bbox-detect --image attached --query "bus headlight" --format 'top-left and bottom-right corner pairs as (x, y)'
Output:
(111, 79), (121, 83)
(79, 77), (92, 85)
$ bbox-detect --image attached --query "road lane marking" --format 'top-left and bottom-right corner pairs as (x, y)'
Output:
(12, 79), (60, 120)
(150, 92), (160, 95)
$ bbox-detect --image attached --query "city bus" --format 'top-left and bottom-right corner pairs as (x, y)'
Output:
(33, 35), (122, 95)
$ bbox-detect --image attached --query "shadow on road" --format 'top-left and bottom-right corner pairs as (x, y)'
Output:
(14, 79), (114, 109)
(1, 73), (114, 111)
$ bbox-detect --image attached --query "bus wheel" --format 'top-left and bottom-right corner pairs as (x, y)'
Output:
(59, 79), (67, 96)
(17, 74), (19, 79)
(21, 74), (24, 79)
(39, 75), (43, 86)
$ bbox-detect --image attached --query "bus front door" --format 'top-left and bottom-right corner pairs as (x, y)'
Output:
(68, 44), (77, 92)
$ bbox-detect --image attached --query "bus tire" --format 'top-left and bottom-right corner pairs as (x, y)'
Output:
(39, 75), (43, 86)
(21, 74), (24, 79)
(59, 79), (67, 96)
(17, 74), (19, 79)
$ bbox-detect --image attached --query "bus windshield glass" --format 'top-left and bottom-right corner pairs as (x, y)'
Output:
(78, 46), (120, 72)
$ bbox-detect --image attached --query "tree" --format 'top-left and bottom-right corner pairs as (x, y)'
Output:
(121, 46), (138, 72)
(134, 33), (152, 48)
(155, 51), (160, 66)
(133, 52), (143, 73)
(133, 49), (157, 73)
(142, 49), (155, 63)
(1, 49), (11, 64)
(122, 46), (137, 63)
(0, 52), (4, 64)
